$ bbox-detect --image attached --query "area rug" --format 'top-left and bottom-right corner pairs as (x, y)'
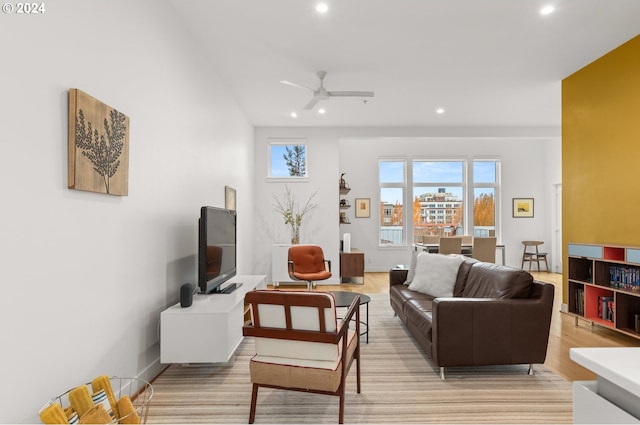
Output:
(147, 293), (572, 423)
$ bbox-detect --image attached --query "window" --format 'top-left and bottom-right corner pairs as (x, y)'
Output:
(412, 160), (465, 243)
(473, 160), (500, 237)
(379, 160), (406, 246)
(378, 157), (501, 245)
(268, 139), (308, 179)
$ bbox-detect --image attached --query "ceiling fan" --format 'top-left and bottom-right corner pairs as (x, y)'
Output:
(280, 70), (374, 110)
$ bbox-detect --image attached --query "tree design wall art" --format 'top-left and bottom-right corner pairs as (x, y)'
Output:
(68, 89), (130, 195)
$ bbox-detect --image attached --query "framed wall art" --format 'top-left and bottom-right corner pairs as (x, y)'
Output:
(512, 198), (534, 218)
(68, 89), (130, 196)
(225, 186), (236, 211)
(355, 198), (371, 218)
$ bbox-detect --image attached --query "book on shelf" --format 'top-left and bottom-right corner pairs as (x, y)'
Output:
(574, 288), (584, 315)
(609, 265), (640, 291)
(597, 296), (614, 321)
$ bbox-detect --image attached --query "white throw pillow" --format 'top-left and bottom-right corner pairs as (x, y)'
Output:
(403, 250), (419, 285)
(408, 253), (464, 297)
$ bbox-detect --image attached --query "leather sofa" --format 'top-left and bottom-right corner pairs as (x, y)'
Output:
(389, 257), (554, 378)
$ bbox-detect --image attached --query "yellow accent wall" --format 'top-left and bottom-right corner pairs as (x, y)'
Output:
(562, 34), (640, 303)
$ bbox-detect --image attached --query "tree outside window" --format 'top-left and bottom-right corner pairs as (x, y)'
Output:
(473, 160), (499, 237)
(268, 140), (308, 179)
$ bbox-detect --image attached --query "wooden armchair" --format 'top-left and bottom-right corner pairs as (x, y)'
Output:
(243, 290), (361, 424)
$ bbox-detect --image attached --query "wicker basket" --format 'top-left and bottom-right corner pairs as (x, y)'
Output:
(40, 376), (153, 424)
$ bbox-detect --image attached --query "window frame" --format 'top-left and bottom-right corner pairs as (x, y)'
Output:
(471, 158), (501, 238)
(267, 138), (309, 182)
(412, 158), (467, 242)
(378, 158), (407, 248)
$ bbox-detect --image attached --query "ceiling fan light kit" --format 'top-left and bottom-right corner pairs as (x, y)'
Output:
(281, 70), (374, 111)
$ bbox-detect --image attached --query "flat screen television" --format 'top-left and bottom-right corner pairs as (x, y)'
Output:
(198, 206), (237, 294)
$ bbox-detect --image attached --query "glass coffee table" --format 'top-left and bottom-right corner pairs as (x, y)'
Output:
(329, 291), (371, 343)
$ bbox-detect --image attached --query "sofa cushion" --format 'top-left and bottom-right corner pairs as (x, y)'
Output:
(462, 262), (533, 299)
(453, 256), (478, 296)
(404, 300), (433, 340)
(404, 250), (419, 285)
(408, 253), (464, 297)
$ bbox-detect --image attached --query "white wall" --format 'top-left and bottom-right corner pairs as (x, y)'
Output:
(254, 128), (560, 279)
(253, 128), (342, 284)
(0, 1), (254, 422)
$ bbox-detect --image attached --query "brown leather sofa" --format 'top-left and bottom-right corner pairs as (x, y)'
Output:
(390, 258), (554, 379)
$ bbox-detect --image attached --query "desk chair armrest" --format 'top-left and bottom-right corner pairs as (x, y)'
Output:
(325, 259), (332, 273)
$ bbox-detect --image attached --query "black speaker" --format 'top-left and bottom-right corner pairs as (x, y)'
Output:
(180, 283), (194, 308)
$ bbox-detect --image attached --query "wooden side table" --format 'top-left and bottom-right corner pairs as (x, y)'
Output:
(340, 249), (364, 283)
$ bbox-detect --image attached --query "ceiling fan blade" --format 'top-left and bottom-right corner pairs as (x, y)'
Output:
(280, 80), (314, 92)
(303, 96), (322, 110)
(328, 90), (375, 98)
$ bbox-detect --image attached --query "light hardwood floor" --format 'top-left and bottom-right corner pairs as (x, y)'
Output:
(274, 271), (640, 382)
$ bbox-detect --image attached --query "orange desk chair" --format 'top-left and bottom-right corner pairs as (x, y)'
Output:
(287, 245), (332, 290)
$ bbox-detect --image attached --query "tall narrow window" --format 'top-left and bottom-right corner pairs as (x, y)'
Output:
(473, 160), (500, 237)
(268, 139), (308, 179)
(379, 160), (405, 246)
(412, 160), (465, 243)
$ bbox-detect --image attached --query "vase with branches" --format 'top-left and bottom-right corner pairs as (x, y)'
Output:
(273, 186), (318, 244)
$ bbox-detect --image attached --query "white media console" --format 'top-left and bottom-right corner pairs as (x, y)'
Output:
(160, 275), (266, 364)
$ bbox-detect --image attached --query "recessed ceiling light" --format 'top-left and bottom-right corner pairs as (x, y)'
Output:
(318, 108), (326, 114)
(436, 108), (445, 114)
(540, 5), (555, 15)
(290, 112), (298, 118)
(316, 3), (328, 14)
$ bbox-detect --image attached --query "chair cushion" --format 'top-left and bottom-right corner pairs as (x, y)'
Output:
(252, 291), (338, 361)
(250, 329), (357, 393)
(288, 245), (327, 274)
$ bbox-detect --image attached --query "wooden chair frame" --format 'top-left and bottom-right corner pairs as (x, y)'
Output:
(521, 241), (549, 272)
(243, 291), (361, 424)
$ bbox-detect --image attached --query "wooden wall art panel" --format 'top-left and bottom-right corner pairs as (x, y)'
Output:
(68, 89), (129, 196)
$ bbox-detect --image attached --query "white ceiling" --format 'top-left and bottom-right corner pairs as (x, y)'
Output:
(169, 0), (640, 128)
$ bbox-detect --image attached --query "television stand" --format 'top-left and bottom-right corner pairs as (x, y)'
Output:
(220, 282), (242, 294)
(160, 275), (266, 364)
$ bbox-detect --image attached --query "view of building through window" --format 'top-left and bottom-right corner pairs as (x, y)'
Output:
(379, 161), (405, 245)
(379, 158), (499, 246)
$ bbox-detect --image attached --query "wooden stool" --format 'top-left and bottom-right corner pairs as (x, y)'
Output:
(521, 241), (549, 272)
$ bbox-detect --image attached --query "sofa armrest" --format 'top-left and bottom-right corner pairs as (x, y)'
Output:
(431, 283), (554, 367)
(389, 268), (409, 287)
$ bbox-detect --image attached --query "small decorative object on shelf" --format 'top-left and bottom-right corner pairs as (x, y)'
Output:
(339, 173), (349, 190)
(273, 185), (318, 244)
(339, 173), (351, 223)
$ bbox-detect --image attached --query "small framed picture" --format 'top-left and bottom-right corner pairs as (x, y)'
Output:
(512, 198), (534, 218)
(225, 186), (236, 211)
(355, 198), (370, 218)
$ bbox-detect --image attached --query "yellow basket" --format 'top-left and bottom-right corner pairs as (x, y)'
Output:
(40, 376), (153, 424)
